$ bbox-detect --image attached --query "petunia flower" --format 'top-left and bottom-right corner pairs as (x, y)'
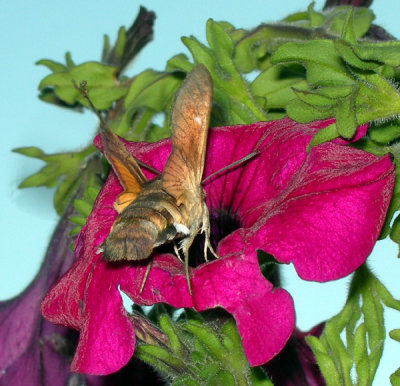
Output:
(0, 205), (95, 385)
(264, 323), (326, 386)
(41, 117), (394, 375)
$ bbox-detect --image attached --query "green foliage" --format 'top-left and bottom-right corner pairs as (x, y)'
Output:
(306, 265), (400, 386)
(180, 19), (268, 125)
(38, 61), (128, 110)
(17, 8), (159, 218)
(69, 186), (101, 237)
(135, 314), (272, 385)
(13, 145), (96, 215)
(117, 70), (182, 140)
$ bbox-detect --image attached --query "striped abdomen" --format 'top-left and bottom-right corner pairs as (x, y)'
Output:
(102, 180), (186, 262)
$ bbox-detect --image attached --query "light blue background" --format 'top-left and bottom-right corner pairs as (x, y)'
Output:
(1, 0), (399, 383)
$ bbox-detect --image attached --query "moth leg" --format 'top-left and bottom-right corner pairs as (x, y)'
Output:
(183, 248), (192, 296)
(179, 235), (196, 296)
(173, 241), (183, 262)
(201, 203), (218, 261)
(139, 259), (153, 294)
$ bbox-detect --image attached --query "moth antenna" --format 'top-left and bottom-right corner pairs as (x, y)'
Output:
(73, 80), (110, 130)
(202, 150), (259, 184)
(72, 80), (161, 176)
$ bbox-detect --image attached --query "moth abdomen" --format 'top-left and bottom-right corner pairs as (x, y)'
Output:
(102, 202), (180, 262)
(102, 217), (158, 262)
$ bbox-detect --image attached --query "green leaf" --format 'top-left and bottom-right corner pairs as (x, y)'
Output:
(184, 320), (225, 361)
(182, 35), (215, 70)
(67, 185), (101, 237)
(69, 225), (82, 237)
(374, 277), (400, 312)
(356, 73), (400, 125)
(389, 329), (400, 343)
(36, 59), (67, 73)
(55, 173), (83, 215)
(287, 98), (333, 124)
(87, 186), (101, 201)
(13, 147), (45, 158)
(166, 54), (193, 72)
(390, 215), (400, 256)
(353, 323), (370, 385)
(124, 70), (182, 112)
(234, 24), (314, 73)
(272, 40), (353, 86)
(292, 88), (337, 107)
(65, 52), (74, 68)
(340, 8), (356, 44)
(306, 336), (343, 386)
(307, 2), (324, 28)
(308, 265), (396, 385)
(208, 370), (235, 385)
(368, 121), (400, 144)
(13, 145), (96, 214)
(113, 26), (127, 63)
(101, 33), (110, 62)
(183, 20), (267, 124)
(250, 64), (307, 109)
(206, 19), (234, 71)
(377, 160), (400, 238)
(198, 363), (220, 381)
(136, 345), (187, 375)
(391, 368), (400, 386)
(322, 6), (374, 38)
(69, 216), (86, 226)
(336, 94), (356, 139)
(39, 62), (128, 110)
(137, 314), (258, 384)
(250, 367), (273, 385)
(352, 41), (400, 67)
(37, 87), (83, 110)
(73, 199), (93, 217)
(172, 376), (198, 386)
(335, 39), (379, 70)
(159, 315), (189, 359)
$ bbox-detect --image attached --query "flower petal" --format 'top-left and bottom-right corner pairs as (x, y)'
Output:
(191, 231), (295, 366)
(70, 261), (135, 375)
(2, 207), (83, 384)
(253, 140), (394, 281)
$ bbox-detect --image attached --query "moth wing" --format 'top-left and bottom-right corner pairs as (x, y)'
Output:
(162, 64), (212, 203)
(101, 130), (147, 212)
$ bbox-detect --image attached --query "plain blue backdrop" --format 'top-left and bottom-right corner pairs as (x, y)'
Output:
(1, 0), (399, 383)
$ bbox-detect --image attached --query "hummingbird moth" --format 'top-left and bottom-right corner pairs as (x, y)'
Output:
(100, 64), (216, 295)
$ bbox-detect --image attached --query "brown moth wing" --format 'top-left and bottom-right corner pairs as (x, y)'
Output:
(162, 64), (212, 204)
(101, 129), (148, 213)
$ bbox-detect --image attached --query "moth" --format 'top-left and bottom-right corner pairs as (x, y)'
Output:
(100, 64), (216, 295)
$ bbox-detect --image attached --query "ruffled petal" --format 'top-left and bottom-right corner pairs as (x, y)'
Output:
(71, 261), (135, 375)
(191, 248), (294, 365)
(252, 141), (394, 281)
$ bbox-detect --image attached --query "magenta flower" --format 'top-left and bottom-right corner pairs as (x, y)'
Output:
(41, 117), (394, 375)
(264, 323), (326, 385)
